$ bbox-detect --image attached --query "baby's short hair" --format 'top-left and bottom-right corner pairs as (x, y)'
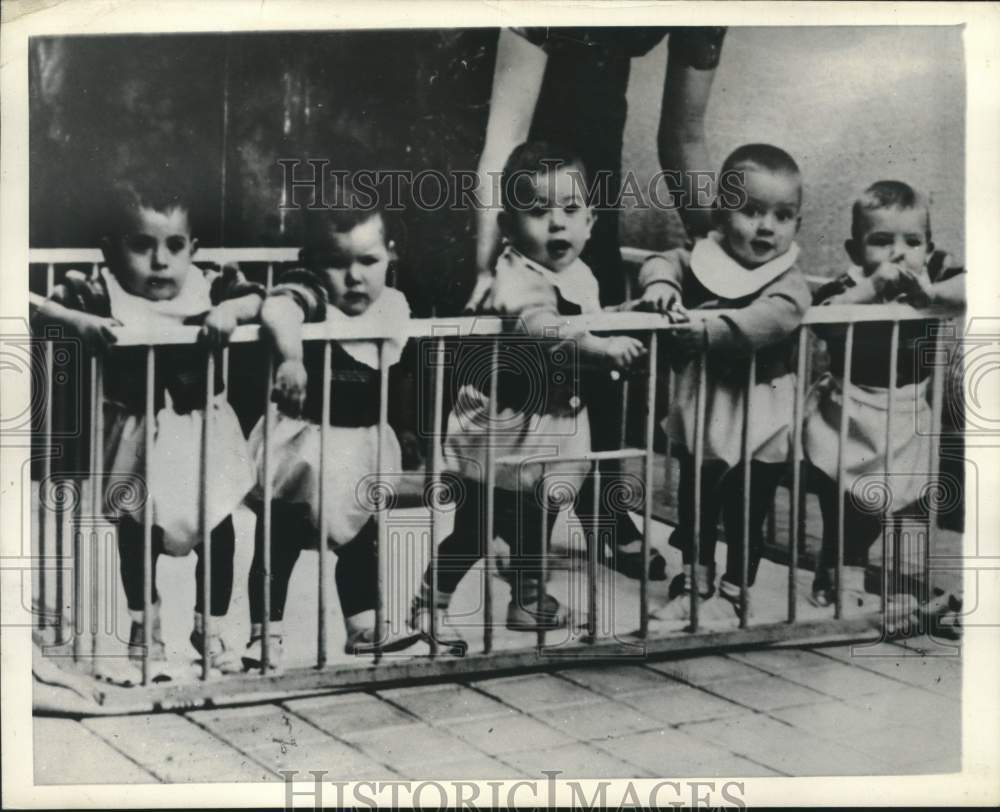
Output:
(500, 140), (589, 213)
(101, 165), (196, 238)
(301, 176), (399, 258)
(721, 143), (801, 179)
(851, 180), (931, 243)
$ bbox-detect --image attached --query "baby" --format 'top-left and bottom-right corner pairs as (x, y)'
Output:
(33, 169), (262, 680)
(637, 143), (812, 619)
(411, 141), (647, 645)
(804, 180), (965, 606)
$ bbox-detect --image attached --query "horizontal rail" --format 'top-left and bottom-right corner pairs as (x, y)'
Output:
(28, 295), (963, 347)
(496, 448), (648, 466)
(28, 247), (300, 264)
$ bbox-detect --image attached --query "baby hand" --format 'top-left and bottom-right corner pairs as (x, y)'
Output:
(869, 261), (904, 298)
(271, 359), (308, 417)
(666, 322), (706, 362)
(896, 267), (933, 308)
(636, 282), (681, 315)
(74, 313), (120, 355)
(198, 306), (238, 350)
(604, 335), (648, 371)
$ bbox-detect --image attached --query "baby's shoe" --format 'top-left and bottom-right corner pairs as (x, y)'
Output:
(808, 568), (836, 608)
(506, 578), (567, 632)
(718, 577), (752, 619)
(125, 601), (174, 683)
(609, 540), (669, 582)
(344, 611), (422, 656)
(409, 586), (467, 655)
(190, 612), (240, 674)
(242, 622), (284, 672)
(655, 565), (715, 623)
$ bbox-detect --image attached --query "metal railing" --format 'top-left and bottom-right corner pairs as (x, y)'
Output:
(28, 248), (961, 710)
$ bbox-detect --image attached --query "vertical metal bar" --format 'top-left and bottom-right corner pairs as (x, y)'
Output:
(640, 332), (658, 638)
(317, 341), (331, 668)
(39, 351), (53, 630)
(260, 351), (274, 671)
(882, 322), (900, 616)
(142, 347), (155, 685)
(199, 352), (214, 680)
(483, 341), (500, 653)
(429, 337), (446, 657)
(690, 326), (708, 631)
(619, 379), (630, 450)
(73, 351), (90, 661)
(663, 367), (674, 506)
(39, 265), (56, 631)
(835, 323), (855, 620)
(925, 321), (947, 602)
(266, 263), (274, 292)
(374, 339), (390, 663)
(739, 354), (756, 629)
(588, 467), (599, 641)
(90, 356), (104, 668)
(789, 328), (808, 622)
(537, 473), (548, 651)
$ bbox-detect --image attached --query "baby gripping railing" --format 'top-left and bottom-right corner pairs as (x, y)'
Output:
(28, 248), (961, 710)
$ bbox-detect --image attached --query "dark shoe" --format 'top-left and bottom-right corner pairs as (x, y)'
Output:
(242, 633), (284, 672)
(668, 565), (715, 601)
(345, 626), (422, 656)
(608, 544), (668, 581)
(409, 594), (467, 655)
(506, 594), (567, 632)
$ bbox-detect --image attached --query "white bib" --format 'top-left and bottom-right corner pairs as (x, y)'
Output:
(690, 231), (799, 301)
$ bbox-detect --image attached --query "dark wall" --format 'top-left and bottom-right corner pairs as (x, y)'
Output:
(30, 30), (499, 315)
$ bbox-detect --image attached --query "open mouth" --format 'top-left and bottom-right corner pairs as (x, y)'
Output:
(750, 240), (774, 254)
(547, 239), (573, 255)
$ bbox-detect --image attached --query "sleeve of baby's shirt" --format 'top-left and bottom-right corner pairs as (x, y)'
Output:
(34, 269), (112, 335)
(637, 248), (688, 299)
(267, 268), (328, 323)
(707, 266), (812, 356)
(489, 264), (567, 339)
(208, 263), (267, 306)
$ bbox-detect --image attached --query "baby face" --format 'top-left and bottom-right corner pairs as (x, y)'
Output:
(504, 165), (594, 272)
(851, 206), (930, 276)
(719, 164), (801, 268)
(110, 206), (196, 301)
(308, 215), (390, 317)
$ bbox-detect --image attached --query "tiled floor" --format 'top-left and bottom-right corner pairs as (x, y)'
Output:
(34, 638), (961, 783)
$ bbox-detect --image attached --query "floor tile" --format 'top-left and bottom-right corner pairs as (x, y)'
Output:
(778, 662), (904, 700)
(647, 656), (766, 685)
(499, 742), (649, 779)
(449, 714), (575, 755)
(557, 664), (677, 696)
(284, 693), (417, 741)
(702, 674), (828, 711)
(533, 700), (657, 741)
(84, 714), (271, 782)
(34, 718), (157, 785)
(473, 672), (604, 711)
(379, 683), (514, 723)
(596, 726), (778, 777)
(620, 683), (748, 725)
